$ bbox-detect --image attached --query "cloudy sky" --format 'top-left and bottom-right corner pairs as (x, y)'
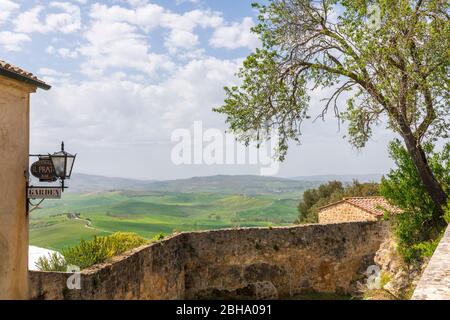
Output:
(1, 0), (396, 180)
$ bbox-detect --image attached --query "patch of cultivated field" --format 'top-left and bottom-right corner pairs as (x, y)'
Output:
(29, 191), (301, 251)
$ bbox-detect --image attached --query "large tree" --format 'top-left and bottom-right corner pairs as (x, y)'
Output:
(215, 0), (449, 220)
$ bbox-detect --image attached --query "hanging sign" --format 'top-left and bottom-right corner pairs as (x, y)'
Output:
(30, 158), (57, 182)
(27, 187), (61, 199)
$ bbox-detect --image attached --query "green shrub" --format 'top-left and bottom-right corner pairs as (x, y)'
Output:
(444, 202), (450, 224)
(410, 237), (442, 259)
(35, 252), (67, 272)
(107, 232), (149, 253)
(61, 236), (115, 269)
(37, 232), (148, 271)
(151, 232), (166, 241)
(381, 140), (449, 263)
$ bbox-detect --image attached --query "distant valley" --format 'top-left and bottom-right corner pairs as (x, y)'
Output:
(29, 173), (381, 251)
(66, 173), (382, 193)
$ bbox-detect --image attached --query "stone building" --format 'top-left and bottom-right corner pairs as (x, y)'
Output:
(318, 196), (399, 224)
(0, 60), (50, 299)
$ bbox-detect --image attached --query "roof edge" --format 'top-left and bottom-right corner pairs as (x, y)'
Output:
(317, 196), (387, 216)
(0, 68), (51, 90)
(316, 199), (347, 212)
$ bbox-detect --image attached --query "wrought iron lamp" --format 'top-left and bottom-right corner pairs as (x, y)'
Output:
(49, 141), (76, 191)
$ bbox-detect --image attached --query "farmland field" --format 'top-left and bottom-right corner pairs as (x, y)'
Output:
(29, 190), (303, 250)
(30, 173), (371, 251)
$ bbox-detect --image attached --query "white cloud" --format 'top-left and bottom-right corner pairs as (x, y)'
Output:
(79, 20), (174, 77)
(37, 67), (70, 84)
(126, 0), (150, 7)
(14, 2), (81, 34)
(210, 17), (260, 50)
(46, 45), (55, 54)
(46, 45), (78, 59)
(0, 31), (30, 51)
(89, 3), (165, 31)
(0, 0), (19, 25)
(39, 67), (69, 77)
(80, 2), (227, 76)
(13, 1), (258, 151)
(58, 47), (79, 58)
(14, 7), (43, 32)
(26, 1), (253, 146)
(31, 57), (241, 148)
(88, 3), (223, 53)
(165, 29), (199, 52)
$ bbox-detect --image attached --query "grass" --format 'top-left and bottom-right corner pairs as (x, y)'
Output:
(30, 219), (109, 250)
(30, 191), (301, 250)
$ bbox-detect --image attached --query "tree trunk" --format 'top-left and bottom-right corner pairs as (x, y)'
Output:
(401, 131), (448, 226)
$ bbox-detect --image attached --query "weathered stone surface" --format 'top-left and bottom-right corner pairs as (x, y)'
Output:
(318, 202), (378, 224)
(29, 221), (387, 300)
(193, 281), (278, 300)
(412, 224), (450, 300)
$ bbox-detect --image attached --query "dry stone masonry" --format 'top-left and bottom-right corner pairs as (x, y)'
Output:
(29, 221), (388, 300)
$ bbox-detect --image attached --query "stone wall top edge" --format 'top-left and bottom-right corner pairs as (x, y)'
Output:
(30, 221), (382, 276)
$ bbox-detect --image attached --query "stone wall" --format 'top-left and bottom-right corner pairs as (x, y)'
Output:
(412, 223), (450, 300)
(29, 221), (387, 300)
(318, 202), (377, 224)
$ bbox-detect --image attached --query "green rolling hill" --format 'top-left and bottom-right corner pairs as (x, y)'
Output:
(29, 174), (327, 250)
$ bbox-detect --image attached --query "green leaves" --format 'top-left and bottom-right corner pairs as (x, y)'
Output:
(214, 47), (309, 161)
(35, 232), (149, 271)
(215, 0), (449, 158)
(380, 140), (450, 263)
(35, 252), (67, 272)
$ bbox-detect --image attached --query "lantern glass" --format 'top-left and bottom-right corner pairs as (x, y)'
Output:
(50, 150), (76, 179)
(51, 152), (66, 178)
(65, 154), (75, 178)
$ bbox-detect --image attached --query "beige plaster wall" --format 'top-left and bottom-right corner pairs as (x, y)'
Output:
(318, 202), (377, 224)
(0, 75), (35, 299)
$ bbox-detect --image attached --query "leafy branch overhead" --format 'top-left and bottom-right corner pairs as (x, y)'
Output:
(216, 0), (449, 154)
(215, 0), (449, 217)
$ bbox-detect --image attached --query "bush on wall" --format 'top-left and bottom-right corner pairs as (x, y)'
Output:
(36, 232), (149, 271)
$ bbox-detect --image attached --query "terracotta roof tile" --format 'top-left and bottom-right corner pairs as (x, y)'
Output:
(0, 59), (50, 90)
(318, 196), (401, 216)
(345, 196), (401, 216)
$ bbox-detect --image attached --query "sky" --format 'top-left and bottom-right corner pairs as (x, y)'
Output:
(0, 0), (396, 180)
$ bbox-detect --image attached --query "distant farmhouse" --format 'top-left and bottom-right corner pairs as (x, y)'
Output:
(318, 196), (400, 224)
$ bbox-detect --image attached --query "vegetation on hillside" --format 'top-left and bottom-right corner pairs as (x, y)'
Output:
(297, 181), (380, 223)
(380, 140), (450, 263)
(68, 174), (319, 194)
(30, 190), (307, 250)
